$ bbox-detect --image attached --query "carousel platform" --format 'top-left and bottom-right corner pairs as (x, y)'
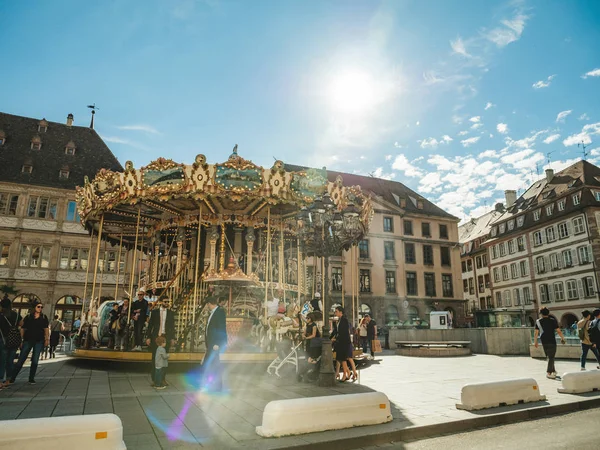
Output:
(72, 348), (277, 363)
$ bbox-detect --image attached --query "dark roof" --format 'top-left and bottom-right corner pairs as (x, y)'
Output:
(284, 163), (458, 220)
(0, 112), (123, 190)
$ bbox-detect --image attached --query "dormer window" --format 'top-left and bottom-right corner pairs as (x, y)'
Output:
(0, 130), (5, 146)
(22, 164), (33, 174)
(558, 199), (566, 210)
(546, 204), (554, 216)
(59, 169), (70, 180)
(533, 210), (541, 221)
(499, 223), (506, 233)
(38, 119), (48, 133)
(508, 220), (514, 231)
(31, 136), (41, 150)
(517, 216), (524, 227)
(573, 194), (581, 205)
(65, 141), (76, 155)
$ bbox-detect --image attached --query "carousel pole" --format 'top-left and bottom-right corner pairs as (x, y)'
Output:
(263, 207), (271, 322)
(351, 246), (355, 326)
(114, 232), (124, 302)
(341, 248), (345, 308)
(152, 232), (160, 289)
(355, 244), (360, 324)
(80, 231), (94, 324)
(279, 221), (284, 301)
(193, 206), (202, 328)
(127, 207), (141, 322)
(137, 223), (145, 289)
(96, 239), (107, 312)
(297, 238), (301, 302)
(318, 223), (334, 387)
(85, 213), (104, 349)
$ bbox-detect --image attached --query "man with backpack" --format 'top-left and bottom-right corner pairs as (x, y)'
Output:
(0, 296), (23, 389)
(534, 307), (566, 379)
(588, 309), (600, 363)
(577, 310), (600, 371)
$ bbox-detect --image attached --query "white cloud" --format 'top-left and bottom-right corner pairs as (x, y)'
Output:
(385, 154), (392, 161)
(484, 102), (495, 110)
(543, 134), (560, 144)
(418, 172), (444, 193)
(563, 122), (600, 146)
(391, 154), (424, 178)
(471, 123), (483, 130)
(532, 74), (556, 89)
(461, 136), (480, 147)
(442, 135), (453, 143)
(500, 149), (534, 165)
(504, 129), (547, 149)
(452, 115), (465, 125)
(450, 37), (471, 57)
(428, 155), (459, 171)
(117, 124), (160, 134)
(579, 113), (590, 121)
(423, 71), (446, 85)
(416, 121), (420, 126)
(458, 130), (469, 136)
(393, 142), (403, 148)
(419, 138), (440, 149)
(582, 68), (600, 79)
(556, 110), (572, 123)
(102, 136), (130, 144)
(469, 116), (481, 123)
(372, 167), (395, 180)
(485, 13), (528, 47)
(496, 123), (508, 134)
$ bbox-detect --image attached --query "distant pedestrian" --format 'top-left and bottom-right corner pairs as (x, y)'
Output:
(366, 315), (378, 358)
(534, 307), (566, 379)
(331, 306), (351, 382)
(304, 312), (321, 363)
(358, 316), (369, 354)
(154, 336), (169, 390)
(0, 297), (23, 389)
(7, 301), (49, 385)
(132, 289), (149, 351)
(44, 315), (63, 359)
(108, 303), (120, 349)
(588, 309), (600, 360)
(203, 296), (227, 392)
(577, 310), (600, 371)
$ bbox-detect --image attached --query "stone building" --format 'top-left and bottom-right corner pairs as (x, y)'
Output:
(0, 112), (124, 329)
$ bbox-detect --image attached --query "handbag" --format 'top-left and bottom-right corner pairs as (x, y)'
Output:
(309, 337), (323, 348)
(371, 339), (382, 353)
(2, 313), (22, 349)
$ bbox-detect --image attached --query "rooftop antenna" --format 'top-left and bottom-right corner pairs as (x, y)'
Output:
(535, 163), (541, 177)
(87, 103), (99, 129)
(578, 141), (588, 160)
(546, 151), (554, 168)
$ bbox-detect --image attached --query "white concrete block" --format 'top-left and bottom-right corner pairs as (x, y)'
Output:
(256, 392), (393, 437)
(456, 378), (546, 411)
(0, 413), (125, 449)
(558, 370), (600, 394)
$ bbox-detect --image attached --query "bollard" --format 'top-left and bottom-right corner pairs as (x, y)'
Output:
(558, 370), (600, 394)
(456, 378), (546, 411)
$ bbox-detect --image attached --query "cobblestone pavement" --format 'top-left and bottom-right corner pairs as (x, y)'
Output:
(1, 351), (598, 449)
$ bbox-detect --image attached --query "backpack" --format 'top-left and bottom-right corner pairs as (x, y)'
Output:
(1, 312), (22, 349)
(589, 319), (600, 344)
(578, 321), (587, 341)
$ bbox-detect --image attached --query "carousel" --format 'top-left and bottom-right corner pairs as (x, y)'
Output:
(72, 147), (371, 364)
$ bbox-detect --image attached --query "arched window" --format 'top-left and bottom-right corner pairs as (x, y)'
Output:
(385, 305), (400, 326)
(359, 303), (372, 319)
(561, 313), (578, 331)
(407, 306), (419, 322)
(12, 293), (41, 318)
(55, 295), (83, 331)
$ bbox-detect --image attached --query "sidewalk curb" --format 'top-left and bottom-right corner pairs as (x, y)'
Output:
(263, 396), (600, 450)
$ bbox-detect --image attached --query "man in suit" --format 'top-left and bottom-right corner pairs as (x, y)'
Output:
(131, 289), (149, 351)
(146, 296), (176, 385)
(203, 296), (227, 392)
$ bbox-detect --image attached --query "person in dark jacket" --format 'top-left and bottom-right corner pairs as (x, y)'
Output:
(331, 306), (351, 382)
(0, 297), (22, 388)
(203, 296), (228, 392)
(146, 297), (176, 386)
(131, 290), (149, 351)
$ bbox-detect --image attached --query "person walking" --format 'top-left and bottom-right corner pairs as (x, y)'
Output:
(358, 315), (369, 354)
(534, 307), (566, 379)
(153, 336), (170, 390)
(46, 315), (63, 358)
(304, 312), (321, 363)
(146, 297), (176, 386)
(366, 315), (378, 358)
(131, 290), (149, 351)
(7, 301), (49, 385)
(203, 296), (227, 392)
(577, 310), (600, 370)
(332, 306), (351, 382)
(0, 297), (23, 389)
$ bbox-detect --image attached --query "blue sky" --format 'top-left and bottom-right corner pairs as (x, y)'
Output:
(1, 0), (600, 221)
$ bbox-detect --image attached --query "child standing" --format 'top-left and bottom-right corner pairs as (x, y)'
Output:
(154, 336), (169, 389)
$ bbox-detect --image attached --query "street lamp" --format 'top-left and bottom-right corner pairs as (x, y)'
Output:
(297, 195), (366, 387)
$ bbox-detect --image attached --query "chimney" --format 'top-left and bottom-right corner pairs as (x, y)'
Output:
(504, 190), (517, 208)
(545, 168), (554, 182)
(66, 113), (74, 127)
(494, 202), (505, 212)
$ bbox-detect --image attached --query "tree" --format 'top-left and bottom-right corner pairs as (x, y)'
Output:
(0, 285), (19, 298)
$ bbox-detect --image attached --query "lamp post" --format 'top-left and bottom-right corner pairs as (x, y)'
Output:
(297, 193), (364, 387)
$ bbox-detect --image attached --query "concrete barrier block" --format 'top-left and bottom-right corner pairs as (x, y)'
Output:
(558, 370), (600, 394)
(0, 413), (125, 449)
(256, 392), (393, 437)
(456, 378), (546, 411)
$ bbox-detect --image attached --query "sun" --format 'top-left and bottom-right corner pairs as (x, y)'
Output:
(328, 69), (378, 114)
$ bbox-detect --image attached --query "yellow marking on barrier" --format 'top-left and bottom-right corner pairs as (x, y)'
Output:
(95, 431), (108, 440)
(379, 404), (386, 409)
(533, 386), (537, 390)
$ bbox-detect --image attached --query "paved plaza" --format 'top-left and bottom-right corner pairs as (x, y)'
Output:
(1, 351), (600, 449)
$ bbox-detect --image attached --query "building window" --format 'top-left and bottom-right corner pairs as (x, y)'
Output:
(440, 247), (451, 266)
(550, 253), (561, 271)
(461, 261), (467, 272)
(0, 138), (4, 146)
(493, 267), (500, 282)
(536, 256), (546, 274)
(27, 196), (58, 219)
(545, 226), (556, 242)
(499, 243), (506, 256)
(533, 231), (543, 246)
(476, 256), (482, 269)
(65, 142), (76, 155)
(508, 220), (515, 231)
(478, 275), (484, 293)
(31, 142), (41, 151)
(439, 224), (448, 239)
(539, 284), (550, 303)
(513, 288), (522, 306)
(583, 277), (595, 297)
(406, 272), (418, 296)
(442, 274), (453, 297)
(484, 273), (490, 288)
(358, 240), (369, 259)
(482, 254), (488, 266)
(517, 216), (524, 227)
(59, 247), (90, 271)
(66, 201), (80, 222)
(19, 244), (51, 268)
(558, 199), (566, 211)
(519, 260), (529, 276)
(502, 265), (509, 280)
(468, 277), (474, 294)
(0, 243), (9, 266)
(510, 263), (518, 278)
(517, 236), (525, 251)
(467, 259), (472, 271)
(359, 269), (371, 292)
(578, 246), (591, 264)
(22, 164), (33, 173)
(423, 245), (434, 265)
(499, 223), (506, 234)
(495, 291), (502, 308)
(572, 216), (585, 234)
(59, 169), (70, 179)
(331, 267), (342, 291)
(384, 241), (395, 260)
(503, 290), (511, 307)
(385, 271), (396, 293)
(508, 240), (515, 254)
(422, 222), (431, 237)
(463, 279), (469, 293)
(383, 216), (393, 233)
(523, 286), (532, 305)
(562, 249), (573, 267)
(405, 243), (415, 264)
(404, 220), (413, 235)
(558, 222), (569, 239)
(546, 204), (554, 216)
(533, 210), (541, 221)
(554, 282), (565, 302)
(566, 280), (578, 300)
(491, 227), (497, 237)
(492, 245), (498, 259)
(573, 194), (581, 205)
(424, 273), (436, 297)
(0, 193), (19, 216)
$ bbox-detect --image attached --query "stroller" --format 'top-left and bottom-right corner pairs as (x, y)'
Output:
(296, 337), (323, 383)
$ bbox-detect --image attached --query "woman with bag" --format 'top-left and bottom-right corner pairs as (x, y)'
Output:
(304, 312), (321, 363)
(0, 296), (23, 389)
(358, 316), (369, 354)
